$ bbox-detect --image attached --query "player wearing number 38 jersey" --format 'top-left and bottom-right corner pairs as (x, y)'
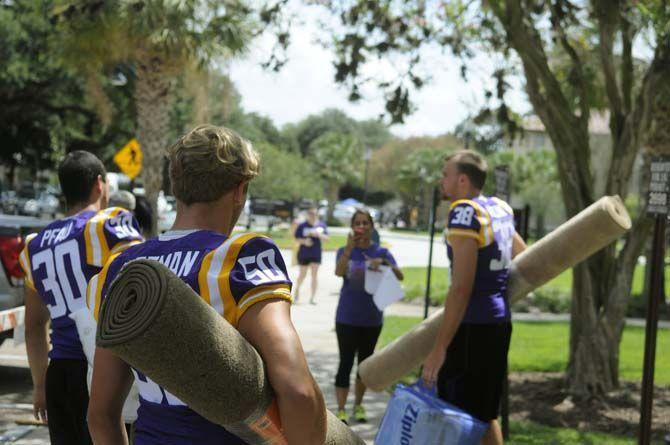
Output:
(19, 151), (143, 445)
(446, 196), (516, 324)
(421, 151), (527, 445)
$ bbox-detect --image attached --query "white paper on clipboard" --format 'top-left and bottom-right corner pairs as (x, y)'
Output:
(365, 266), (405, 311)
(364, 265), (388, 295)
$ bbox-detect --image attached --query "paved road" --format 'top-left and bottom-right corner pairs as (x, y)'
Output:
(328, 227), (450, 268)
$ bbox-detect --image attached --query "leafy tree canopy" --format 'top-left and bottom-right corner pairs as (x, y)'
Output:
(0, 0), (135, 180)
(283, 108), (392, 156)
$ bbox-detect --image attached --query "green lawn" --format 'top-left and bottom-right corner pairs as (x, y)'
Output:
(401, 263), (670, 304)
(378, 317), (670, 385)
(508, 421), (651, 445)
(402, 266), (450, 301)
(234, 228), (347, 251)
(542, 266), (670, 296)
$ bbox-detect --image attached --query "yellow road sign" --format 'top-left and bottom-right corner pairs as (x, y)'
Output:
(114, 139), (142, 180)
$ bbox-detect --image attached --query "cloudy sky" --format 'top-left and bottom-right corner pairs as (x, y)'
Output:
(228, 5), (531, 138)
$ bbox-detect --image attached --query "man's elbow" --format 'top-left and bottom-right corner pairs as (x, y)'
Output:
(277, 378), (322, 409)
(278, 379), (327, 437)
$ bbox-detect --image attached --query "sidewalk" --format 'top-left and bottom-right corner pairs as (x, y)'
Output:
(287, 251), (389, 444)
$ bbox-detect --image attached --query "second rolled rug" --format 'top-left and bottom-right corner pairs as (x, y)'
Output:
(358, 195), (631, 391)
(97, 259), (363, 445)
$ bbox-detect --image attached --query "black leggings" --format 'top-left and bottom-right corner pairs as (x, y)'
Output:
(45, 359), (92, 445)
(335, 323), (382, 388)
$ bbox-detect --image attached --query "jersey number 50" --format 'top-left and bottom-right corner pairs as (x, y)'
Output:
(238, 249), (287, 285)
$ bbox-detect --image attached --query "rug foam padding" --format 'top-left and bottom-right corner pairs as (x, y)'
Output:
(359, 195), (631, 391)
(97, 259), (363, 445)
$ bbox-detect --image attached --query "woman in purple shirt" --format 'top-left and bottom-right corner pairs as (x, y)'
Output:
(294, 207), (329, 304)
(334, 209), (403, 424)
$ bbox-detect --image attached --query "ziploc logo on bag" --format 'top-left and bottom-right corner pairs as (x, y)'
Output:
(400, 402), (419, 444)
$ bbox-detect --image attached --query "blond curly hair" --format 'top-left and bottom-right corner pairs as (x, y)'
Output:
(167, 125), (260, 205)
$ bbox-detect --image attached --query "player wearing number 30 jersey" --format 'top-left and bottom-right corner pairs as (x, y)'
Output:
(21, 207), (142, 359)
(19, 151), (143, 445)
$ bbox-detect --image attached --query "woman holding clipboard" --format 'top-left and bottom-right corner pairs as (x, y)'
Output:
(333, 208), (403, 424)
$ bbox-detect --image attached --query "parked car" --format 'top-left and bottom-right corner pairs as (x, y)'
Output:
(23, 192), (60, 218)
(15, 186), (38, 216)
(157, 195), (176, 233)
(0, 214), (51, 346)
(332, 198), (378, 225)
(1, 190), (18, 214)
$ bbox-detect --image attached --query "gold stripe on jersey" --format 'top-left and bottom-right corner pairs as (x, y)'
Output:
(197, 233), (254, 323)
(86, 273), (99, 312)
(469, 200), (494, 247)
(110, 239), (143, 256)
(19, 233), (37, 290)
(197, 249), (216, 308)
(84, 207), (124, 267)
(446, 228), (482, 244)
(236, 283), (292, 325)
(218, 233), (263, 326)
(89, 251), (122, 321)
(448, 199), (494, 248)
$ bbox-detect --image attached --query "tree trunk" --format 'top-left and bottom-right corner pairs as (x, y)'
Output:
(565, 224), (651, 396)
(8, 162), (17, 190)
(568, 264), (619, 395)
(567, 161), (653, 396)
(135, 54), (173, 237)
(534, 212), (545, 239)
(326, 182), (339, 223)
(488, 0), (661, 397)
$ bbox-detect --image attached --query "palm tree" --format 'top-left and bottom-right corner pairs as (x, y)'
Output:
(53, 0), (283, 235)
(309, 132), (362, 222)
(397, 147), (447, 229)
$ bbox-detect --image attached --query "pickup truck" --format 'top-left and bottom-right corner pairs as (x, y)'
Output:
(0, 214), (51, 346)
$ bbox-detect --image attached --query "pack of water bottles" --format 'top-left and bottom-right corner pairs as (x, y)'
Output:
(375, 382), (488, 445)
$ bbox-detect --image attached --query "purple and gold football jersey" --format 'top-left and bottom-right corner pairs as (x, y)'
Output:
(446, 196), (515, 324)
(88, 230), (292, 445)
(19, 208), (143, 360)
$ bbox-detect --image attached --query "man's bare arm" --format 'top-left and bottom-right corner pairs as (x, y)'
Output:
(88, 347), (134, 445)
(512, 232), (527, 259)
(239, 299), (326, 444)
(421, 236), (478, 385)
(24, 287), (50, 422)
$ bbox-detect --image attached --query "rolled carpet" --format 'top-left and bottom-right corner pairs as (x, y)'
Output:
(506, 195), (631, 301)
(358, 195), (631, 391)
(97, 259), (363, 445)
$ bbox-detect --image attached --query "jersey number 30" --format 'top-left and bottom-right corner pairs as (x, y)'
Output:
(32, 239), (88, 318)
